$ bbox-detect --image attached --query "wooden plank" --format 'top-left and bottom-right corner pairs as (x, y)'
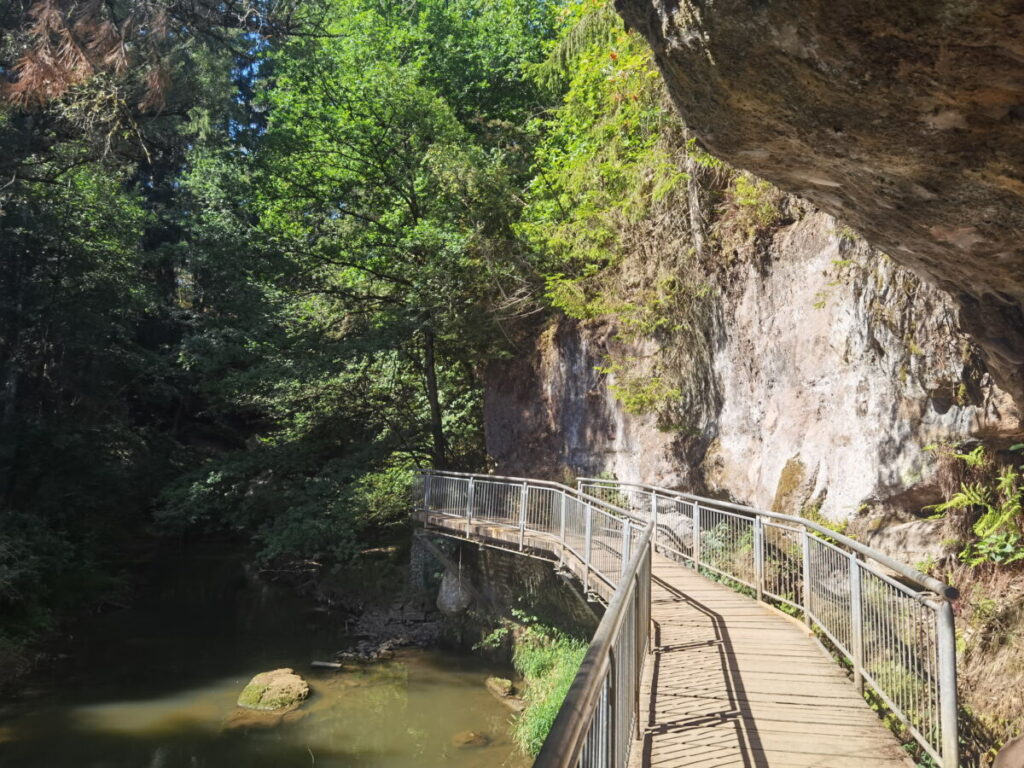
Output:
(631, 555), (912, 767)
(416, 510), (911, 767)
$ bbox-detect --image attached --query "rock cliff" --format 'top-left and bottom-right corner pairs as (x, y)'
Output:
(485, 1), (1024, 531)
(485, 203), (1021, 527)
(613, 0), (1024, 407)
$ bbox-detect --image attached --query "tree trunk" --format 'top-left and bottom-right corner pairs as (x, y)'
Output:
(423, 325), (446, 469)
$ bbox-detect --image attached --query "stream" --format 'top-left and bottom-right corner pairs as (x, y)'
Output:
(0, 549), (528, 768)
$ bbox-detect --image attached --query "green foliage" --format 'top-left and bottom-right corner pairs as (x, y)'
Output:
(0, 0), (561, 661)
(508, 615), (587, 756)
(476, 609), (588, 755)
(730, 173), (782, 224)
(518, 5), (723, 438)
(520, 3), (681, 281)
(0, 150), (185, 629)
(835, 225), (861, 244)
(714, 171), (784, 250)
(959, 532), (1024, 567)
(596, 359), (681, 419)
(926, 445), (1024, 567)
(802, 504), (851, 540)
(148, 0), (564, 564)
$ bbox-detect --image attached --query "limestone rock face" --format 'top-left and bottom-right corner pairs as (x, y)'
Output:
(484, 211), (1022, 524)
(614, 0), (1024, 405)
(705, 213), (1019, 518)
(483, 321), (690, 486)
(236, 668), (309, 712)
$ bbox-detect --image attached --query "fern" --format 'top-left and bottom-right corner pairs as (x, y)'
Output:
(955, 444), (987, 468)
(930, 445), (1024, 566)
(927, 482), (991, 514)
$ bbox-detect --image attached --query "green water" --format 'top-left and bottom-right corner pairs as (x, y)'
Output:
(0, 551), (527, 768)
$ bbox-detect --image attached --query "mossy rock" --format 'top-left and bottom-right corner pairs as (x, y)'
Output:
(485, 676), (514, 698)
(237, 668), (309, 712)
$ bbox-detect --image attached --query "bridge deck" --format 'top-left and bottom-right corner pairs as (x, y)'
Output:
(417, 512), (911, 767)
(633, 555), (910, 768)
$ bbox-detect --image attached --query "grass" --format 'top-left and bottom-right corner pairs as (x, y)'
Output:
(510, 621), (588, 755)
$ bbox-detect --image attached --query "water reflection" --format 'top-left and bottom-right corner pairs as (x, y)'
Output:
(0, 550), (527, 768)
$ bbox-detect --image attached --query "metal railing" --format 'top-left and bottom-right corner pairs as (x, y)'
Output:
(415, 469), (653, 768)
(578, 477), (960, 768)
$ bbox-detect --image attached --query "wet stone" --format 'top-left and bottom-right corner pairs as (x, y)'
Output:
(236, 668), (309, 712)
(452, 730), (490, 749)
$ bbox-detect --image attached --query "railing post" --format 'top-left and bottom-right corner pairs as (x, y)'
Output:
(801, 528), (812, 626)
(693, 503), (702, 569)
(518, 482), (528, 550)
(584, 505), (593, 593)
(848, 553), (864, 692)
(559, 491), (567, 544)
(622, 520), (632, 570)
(650, 492), (658, 554)
(466, 477), (475, 524)
(423, 472), (432, 511)
(753, 515), (764, 602)
(937, 599), (960, 768)
(607, 648), (617, 767)
(633, 569), (643, 740)
(643, 547), (651, 655)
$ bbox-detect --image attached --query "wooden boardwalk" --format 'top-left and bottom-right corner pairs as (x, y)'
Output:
(416, 511), (911, 767)
(631, 555), (910, 768)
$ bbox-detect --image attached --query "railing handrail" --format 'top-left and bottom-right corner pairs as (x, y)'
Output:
(577, 475), (960, 768)
(577, 477), (958, 600)
(416, 468), (644, 523)
(416, 468), (653, 768)
(534, 522), (653, 768)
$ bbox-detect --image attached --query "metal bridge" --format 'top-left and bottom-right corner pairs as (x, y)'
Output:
(413, 470), (959, 768)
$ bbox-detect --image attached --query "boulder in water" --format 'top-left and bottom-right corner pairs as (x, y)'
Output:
(485, 676), (513, 698)
(236, 668), (309, 712)
(452, 730), (490, 748)
(485, 676), (526, 712)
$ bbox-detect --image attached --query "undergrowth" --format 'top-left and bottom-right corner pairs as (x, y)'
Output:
(919, 438), (1024, 765)
(478, 610), (587, 756)
(923, 443), (1024, 566)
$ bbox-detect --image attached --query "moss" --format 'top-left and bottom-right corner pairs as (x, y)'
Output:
(486, 676), (514, 697)
(236, 669), (309, 711)
(771, 458), (807, 514)
(802, 503), (849, 538)
(237, 683), (269, 709)
(905, 336), (925, 356)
